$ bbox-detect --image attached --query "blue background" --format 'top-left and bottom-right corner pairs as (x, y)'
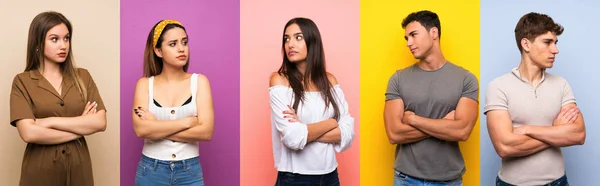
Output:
(480, 0), (600, 185)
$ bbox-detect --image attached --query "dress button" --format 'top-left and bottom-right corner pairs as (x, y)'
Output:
(172, 154), (176, 158)
(171, 110), (175, 115)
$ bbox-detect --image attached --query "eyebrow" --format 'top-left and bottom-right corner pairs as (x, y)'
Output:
(47, 33), (70, 37)
(167, 37), (189, 43)
(284, 32), (303, 37)
(542, 38), (558, 42)
(404, 30), (417, 40)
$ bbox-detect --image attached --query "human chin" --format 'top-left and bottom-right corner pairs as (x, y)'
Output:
(288, 56), (305, 63)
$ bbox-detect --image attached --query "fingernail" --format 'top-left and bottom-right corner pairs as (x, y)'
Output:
(135, 111), (139, 114)
(138, 106), (142, 109)
(134, 109), (138, 111)
(138, 114), (142, 117)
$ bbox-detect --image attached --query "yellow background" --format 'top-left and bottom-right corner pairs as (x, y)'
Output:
(360, 1), (480, 185)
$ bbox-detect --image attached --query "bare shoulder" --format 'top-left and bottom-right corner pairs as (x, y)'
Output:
(269, 72), (289, 87)
(194, 73), (211, 87)
(326, 72), (339, 86)
(135, 77), (149, 90)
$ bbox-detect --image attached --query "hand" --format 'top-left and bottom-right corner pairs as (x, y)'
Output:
(553, 106), (579, 126)
(402, 111), (416, 124)
(82, 101), (98, 116)
(283, 105), (301, 123)
(444, 110), (456, 120)
(134, 106), (157, 120)
(513, 125), (529, 135)
(187, 116), (200, 127)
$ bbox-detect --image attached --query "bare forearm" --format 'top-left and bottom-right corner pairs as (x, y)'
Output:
(388, 123), (429, 144)
(526, 124), (586, 147)
(409, 116), (472, 141)
(133, 117), (192, 140)
(29, 129), (81, 145)
(316, 127), (340, 143)
(166, 118), (214, 142)
(45, 111), (107, 135)
(307, 118), (338, 143)
(497, 134), (550, 158)
(17, 122), (81, 145)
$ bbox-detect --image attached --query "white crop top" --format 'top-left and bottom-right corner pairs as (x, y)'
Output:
(142, 74), (200, 160)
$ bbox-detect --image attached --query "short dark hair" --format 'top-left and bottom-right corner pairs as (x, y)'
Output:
(402, 10), (441, 38)
(514, 12), (564, 53)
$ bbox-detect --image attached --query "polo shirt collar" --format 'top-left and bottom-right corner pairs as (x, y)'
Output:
(511, 67), (546, 85)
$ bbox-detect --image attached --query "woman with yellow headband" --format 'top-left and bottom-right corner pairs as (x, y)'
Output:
(131, 19), (215, 186)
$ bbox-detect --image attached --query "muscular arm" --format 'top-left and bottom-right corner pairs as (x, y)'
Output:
(405, 97), (478, 142)
(384, 98), (429, 144)
(522, 103), (586, 147)
(487, 110), (550, 158)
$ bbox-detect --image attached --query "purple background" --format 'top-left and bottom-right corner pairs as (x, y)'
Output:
(120, 0), (240, 185)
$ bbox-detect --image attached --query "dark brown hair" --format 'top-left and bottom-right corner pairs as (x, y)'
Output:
(402, 10), (441, 39)
(26, 11), (87, 100)
(143, 21), (189, 77)
(278, 17), (340, 120)
(515, 12), (564, 53)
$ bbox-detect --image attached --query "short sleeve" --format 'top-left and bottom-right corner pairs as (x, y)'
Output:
(10, 75), (35, 127)
(462, 72), (479, 102)
(79, 68), (106, 112)
(385, 72), (401, 101)
(561, 79), (576, 106)
(484, 79), (508, 114)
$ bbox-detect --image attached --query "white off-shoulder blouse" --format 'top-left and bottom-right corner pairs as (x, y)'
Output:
(269, 84), (354, 175)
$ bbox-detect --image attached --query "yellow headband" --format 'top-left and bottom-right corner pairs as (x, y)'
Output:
(153, 20), (183, 47)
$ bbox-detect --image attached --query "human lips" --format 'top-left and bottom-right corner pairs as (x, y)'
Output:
(410, 47), (417, 53)
(57, 52), (67, 57)
(288, 50), (298, 56)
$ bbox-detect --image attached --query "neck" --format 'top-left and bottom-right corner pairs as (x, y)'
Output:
(518, 55), (544, 85)
(42, 60), (62, 77)
(296, 61), (307, 76)
(417, 45), (446, 71)
(158, 64), (187, 82)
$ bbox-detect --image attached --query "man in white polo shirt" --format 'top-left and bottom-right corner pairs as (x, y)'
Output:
(484, 12), (586, 186)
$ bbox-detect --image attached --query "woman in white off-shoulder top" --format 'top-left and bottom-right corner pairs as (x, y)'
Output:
(269, 17), (355, 186)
